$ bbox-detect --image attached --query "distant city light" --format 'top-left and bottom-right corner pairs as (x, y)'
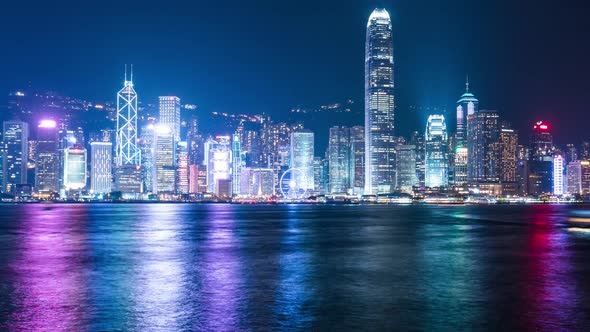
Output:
(38, 120), (57, 128)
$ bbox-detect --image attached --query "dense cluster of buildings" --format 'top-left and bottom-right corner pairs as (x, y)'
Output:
(0, 8), (588, 202)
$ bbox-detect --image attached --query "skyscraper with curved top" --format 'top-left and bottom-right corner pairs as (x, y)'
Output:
(365, 8), (395, 195)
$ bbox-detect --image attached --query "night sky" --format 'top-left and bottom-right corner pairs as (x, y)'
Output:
(1, 0), (589, 144)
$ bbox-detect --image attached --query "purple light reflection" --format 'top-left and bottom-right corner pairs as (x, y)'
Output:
(198, 204), (243, 331)
(8, 204), (89, 331)
(522, 209), (580, 331)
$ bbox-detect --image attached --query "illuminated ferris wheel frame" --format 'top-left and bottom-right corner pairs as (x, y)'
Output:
(279, 168), (308, 199)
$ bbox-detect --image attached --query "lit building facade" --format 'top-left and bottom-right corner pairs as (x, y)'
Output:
(153, 125), (176, 194)
(158, 96), (181, 142)
(176, 141), (189, 194)
(350, 126), (365, 194)
(396, 144), (417, 191)
(115, 67), (142, 193)
(499, 126), (518, 182)
(425, 115), (448, 187)
(567, 161), (582, 194)
(553, 154), (564, 195)
(528, 121), (554, 195)
(2, 121), (29, 193)
(328, 126), (352, 193)
(467, 110), (500, 183)
(239, 168), (275, 197)
(454, 147), (468, 185)
(411, 131), (425, 187)
(35, 120), (59, 193)
(290, 130), (315, 191)
(63, 147), (87, 190)
(140, 123), (156, 193)
(365, 8), (395, 195)
(581, 161), (590, 195)
(456, 79), (478, 148)
(232, 133), (242, 196)
(90, 142), (112, 194)
(205, 136), (232, 194)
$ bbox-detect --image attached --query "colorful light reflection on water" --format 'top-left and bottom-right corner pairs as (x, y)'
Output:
(0, 204), (590, 330)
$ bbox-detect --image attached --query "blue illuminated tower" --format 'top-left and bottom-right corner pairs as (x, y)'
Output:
(425, 115), (448, 187)
(364, 8), (395, 195)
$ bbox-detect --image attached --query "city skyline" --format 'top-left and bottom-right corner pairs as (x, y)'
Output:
(1, 0), (589, 144)
(1, 5), (589, 202)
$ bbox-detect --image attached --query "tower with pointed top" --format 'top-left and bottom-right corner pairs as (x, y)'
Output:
(456, 76), (477, 147)
(115, 65), (142, 194)
(364, 8), (395, 195)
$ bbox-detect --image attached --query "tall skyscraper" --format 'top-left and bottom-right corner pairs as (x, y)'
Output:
(581, 161), (590, 195)
(350, 126), (365, 194)
(90, 142), (112, 194)
(528, 121), (554, 195)
(499, 125), (518, 183)
(35, 120), (59, 193)
(63, 147), (87, 191)
(396, 145), (417, 191)
(140, 123), (156, 193)
(232, 133), (242, 196)
(328, 126), (352, 193)
(2, 121), (29, 193)
(153, 125), (176, 194)
(115, 66), (142, 193)
(365, 8), (395, 195)
(458, 79), (479, 144)
(424, 115), (448, 187)
(553, 154), (564, 196)
(205, 136), (232, 194)
(290, 130), (315, 192)
(158, 96), (181, 142)
(176, 141), (189, 194)
(567, 160), (582, 194)
(454, 147), (468, 185)
(410, 131), (426, 187)
(467, 110), (500, 183)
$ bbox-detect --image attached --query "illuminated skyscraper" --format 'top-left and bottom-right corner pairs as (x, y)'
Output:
(410, 131), (425, 187)
(581, 161), (590, 194)
(176, 141), (189, 194)
(567, 160), (582, 194)
(467, 110), (500, 183)
(205, 136), (232, 194)
(425, 115), (448, 187)
(116, 66), (140, 166)
(528, 121), (554, 195)
(328, 126), (352, 193)
(2, 121), (29, 193)
(63, 147), (87, 190)
(232, 133), (242, 196)
(35, 120), (59, 193)
(499, 126), (518, 183)
(115, 66), (142, 193)
(553, 154), (564, 195)
(454, 147), (468, 185)
(140, 123), (156, 192)
(153, 125), (176, 194)
(457, 78), (478, 147)
(90, 142), (112, 194)
(158, 96), (181, 142)
(290, 130), (315, 191)
(365, 8), (395, 194)
(396, 145), (417, 191)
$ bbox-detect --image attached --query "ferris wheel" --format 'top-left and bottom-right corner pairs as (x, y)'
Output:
(279, 168), (309, 199)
